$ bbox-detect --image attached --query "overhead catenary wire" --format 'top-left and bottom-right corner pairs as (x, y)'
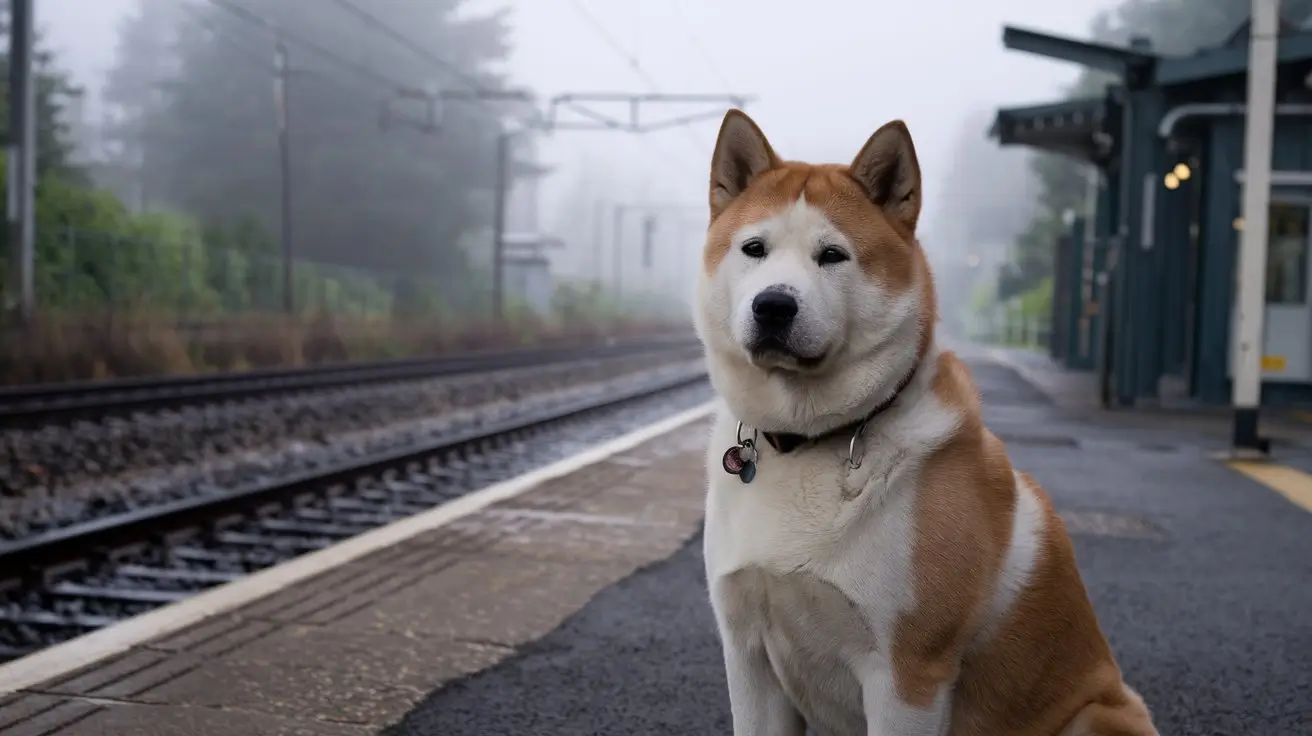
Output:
(178, 0), (274, 71)
(177, 1), (440, 139)
(201, 0), (430, 96)
(321, 0), (508, 100)
(203, 0), (537, 131)
(563, 0), (711, 165)
(669, 0), (736, 94)
(567, 0), (665, 93)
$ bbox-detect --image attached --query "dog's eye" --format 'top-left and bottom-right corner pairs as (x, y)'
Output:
(817, 247), (849, 265)
(741, 239), (766, 258)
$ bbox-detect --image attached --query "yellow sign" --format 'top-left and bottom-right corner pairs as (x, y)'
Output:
(1262, 355), (1287, 372)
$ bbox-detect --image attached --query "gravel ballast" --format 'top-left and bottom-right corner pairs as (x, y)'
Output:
(0, 348), (705, 540)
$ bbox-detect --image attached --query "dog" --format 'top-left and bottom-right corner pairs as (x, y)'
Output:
(693, 109), (1158, 736)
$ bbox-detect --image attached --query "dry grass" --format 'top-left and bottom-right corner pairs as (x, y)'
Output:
(0, 311), (690, 386)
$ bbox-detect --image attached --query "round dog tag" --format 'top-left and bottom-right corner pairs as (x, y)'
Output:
(722, 446), (745, 475)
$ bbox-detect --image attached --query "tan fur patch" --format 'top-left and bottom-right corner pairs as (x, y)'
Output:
(892, 354), (1157, 734)
(703, 164), (917, 296)
(890, 352), (1014, 708)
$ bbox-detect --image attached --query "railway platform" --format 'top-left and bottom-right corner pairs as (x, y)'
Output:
(2, 348), (1311, 735)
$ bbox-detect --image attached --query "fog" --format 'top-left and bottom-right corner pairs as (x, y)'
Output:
(33, 0), (1115, 323)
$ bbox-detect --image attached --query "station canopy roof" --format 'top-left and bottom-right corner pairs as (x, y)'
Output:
(990, 96), (1120, 166)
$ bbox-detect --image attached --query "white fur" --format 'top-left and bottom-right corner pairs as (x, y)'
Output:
(704, 392), (1049, 735)
(694, 196), (922, 438)
(724, 197), (851, 361)
(697, 201), (1052, 735)
(973, 471), (1045, 648)
(704, 351), (959, 736)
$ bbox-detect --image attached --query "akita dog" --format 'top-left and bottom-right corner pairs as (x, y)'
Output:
(693, 109), (1158, 736)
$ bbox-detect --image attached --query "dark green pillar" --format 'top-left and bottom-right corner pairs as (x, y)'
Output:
(1065, 216), (1090, 370)
(1051, 230), (1073, 362)
(1113, 85), (1167, 405)
(1095, 168), (1120, 405)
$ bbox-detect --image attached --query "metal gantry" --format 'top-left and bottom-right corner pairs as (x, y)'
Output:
(489, 92), (753, 320)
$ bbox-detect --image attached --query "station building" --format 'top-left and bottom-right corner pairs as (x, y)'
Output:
(992, 16), (1312, 408)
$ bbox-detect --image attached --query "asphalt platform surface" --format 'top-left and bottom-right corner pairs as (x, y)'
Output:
(386, 354), (1312, 736)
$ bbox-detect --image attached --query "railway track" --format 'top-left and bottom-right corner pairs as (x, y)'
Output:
(0, 369), (712, 664)
(0, 333), (698, 427)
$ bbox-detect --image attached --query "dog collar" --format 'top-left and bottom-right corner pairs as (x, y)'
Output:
(721, 363), (919, 484)
(763, 364), (917, 454)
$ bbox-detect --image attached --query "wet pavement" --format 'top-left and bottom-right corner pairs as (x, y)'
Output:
(387, 351), (1312, 736)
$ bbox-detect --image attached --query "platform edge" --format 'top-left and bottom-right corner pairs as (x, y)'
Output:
(0, 400), (717, 696)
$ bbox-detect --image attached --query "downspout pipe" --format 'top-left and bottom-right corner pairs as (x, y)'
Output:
(1158, 103), (1312, 138)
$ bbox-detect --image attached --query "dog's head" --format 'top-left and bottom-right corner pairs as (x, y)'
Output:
(693, 109), (936, 435)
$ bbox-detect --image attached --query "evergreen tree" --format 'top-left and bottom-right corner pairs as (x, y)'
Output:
(102, 0), (530, 312)
(99, 0), (187, 210)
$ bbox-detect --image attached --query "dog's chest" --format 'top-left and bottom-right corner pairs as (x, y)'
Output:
(703, 411), (924, 577)
(704, 411), (930, 734)
(726, 565), (889, 734)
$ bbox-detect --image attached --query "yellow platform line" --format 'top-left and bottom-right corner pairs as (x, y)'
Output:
(1226, 460), (1312, 512)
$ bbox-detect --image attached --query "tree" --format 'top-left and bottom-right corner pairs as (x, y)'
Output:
(99, 0), (188, 210)
(102, 0), (532, 316)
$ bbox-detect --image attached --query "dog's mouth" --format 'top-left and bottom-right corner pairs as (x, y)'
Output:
(749, 336), (826, 371)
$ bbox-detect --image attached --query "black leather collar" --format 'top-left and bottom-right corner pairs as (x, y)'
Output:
(759, 363), (919, 454)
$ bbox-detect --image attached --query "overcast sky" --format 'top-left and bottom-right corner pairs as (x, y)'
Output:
(36, 0), (1115, 287)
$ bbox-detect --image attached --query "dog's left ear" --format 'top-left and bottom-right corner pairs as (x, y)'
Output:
(849, 120), (921, 233)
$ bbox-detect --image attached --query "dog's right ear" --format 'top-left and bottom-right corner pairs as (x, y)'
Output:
(709, 109), (778, 218)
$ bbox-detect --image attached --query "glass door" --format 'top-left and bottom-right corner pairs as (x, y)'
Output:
(1230, 200), (1312, 382)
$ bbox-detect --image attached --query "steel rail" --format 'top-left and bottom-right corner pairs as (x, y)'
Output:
(0, 369), (709, 593)
(0, 333), (700, 427)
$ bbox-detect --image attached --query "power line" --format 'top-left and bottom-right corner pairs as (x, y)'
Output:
(200, 0), (422, 94)
(178, 0), (274, 71)
(201, 0), (533, 129)
(564, 0), (710, 161)
(180, 1), (423, 130)
(669, 0), (736, 93)
(567, 0), (664, 91)
(322, 0), (508, 100)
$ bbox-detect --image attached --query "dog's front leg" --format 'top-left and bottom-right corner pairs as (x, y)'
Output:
(861, 667), (950, 736)
(721, 635), (804, 736)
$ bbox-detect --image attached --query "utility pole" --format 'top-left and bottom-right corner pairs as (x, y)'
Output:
(612, 204), (626, 302)
(491, 129), (511, 320)
(6, 0), (35, 323)
(591, 199), (606, 294)
(386, 88), (530, 323)
(273, 37), (294, 315)
(1230, 0), (1280, 456)
(641, 214), (657, 299)
(641, 215), (656, 272)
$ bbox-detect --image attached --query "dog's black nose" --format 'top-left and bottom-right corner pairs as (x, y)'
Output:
(752, 289), (798, 332)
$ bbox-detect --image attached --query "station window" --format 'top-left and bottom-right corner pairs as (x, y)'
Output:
(1264, 203), (1310, 304)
